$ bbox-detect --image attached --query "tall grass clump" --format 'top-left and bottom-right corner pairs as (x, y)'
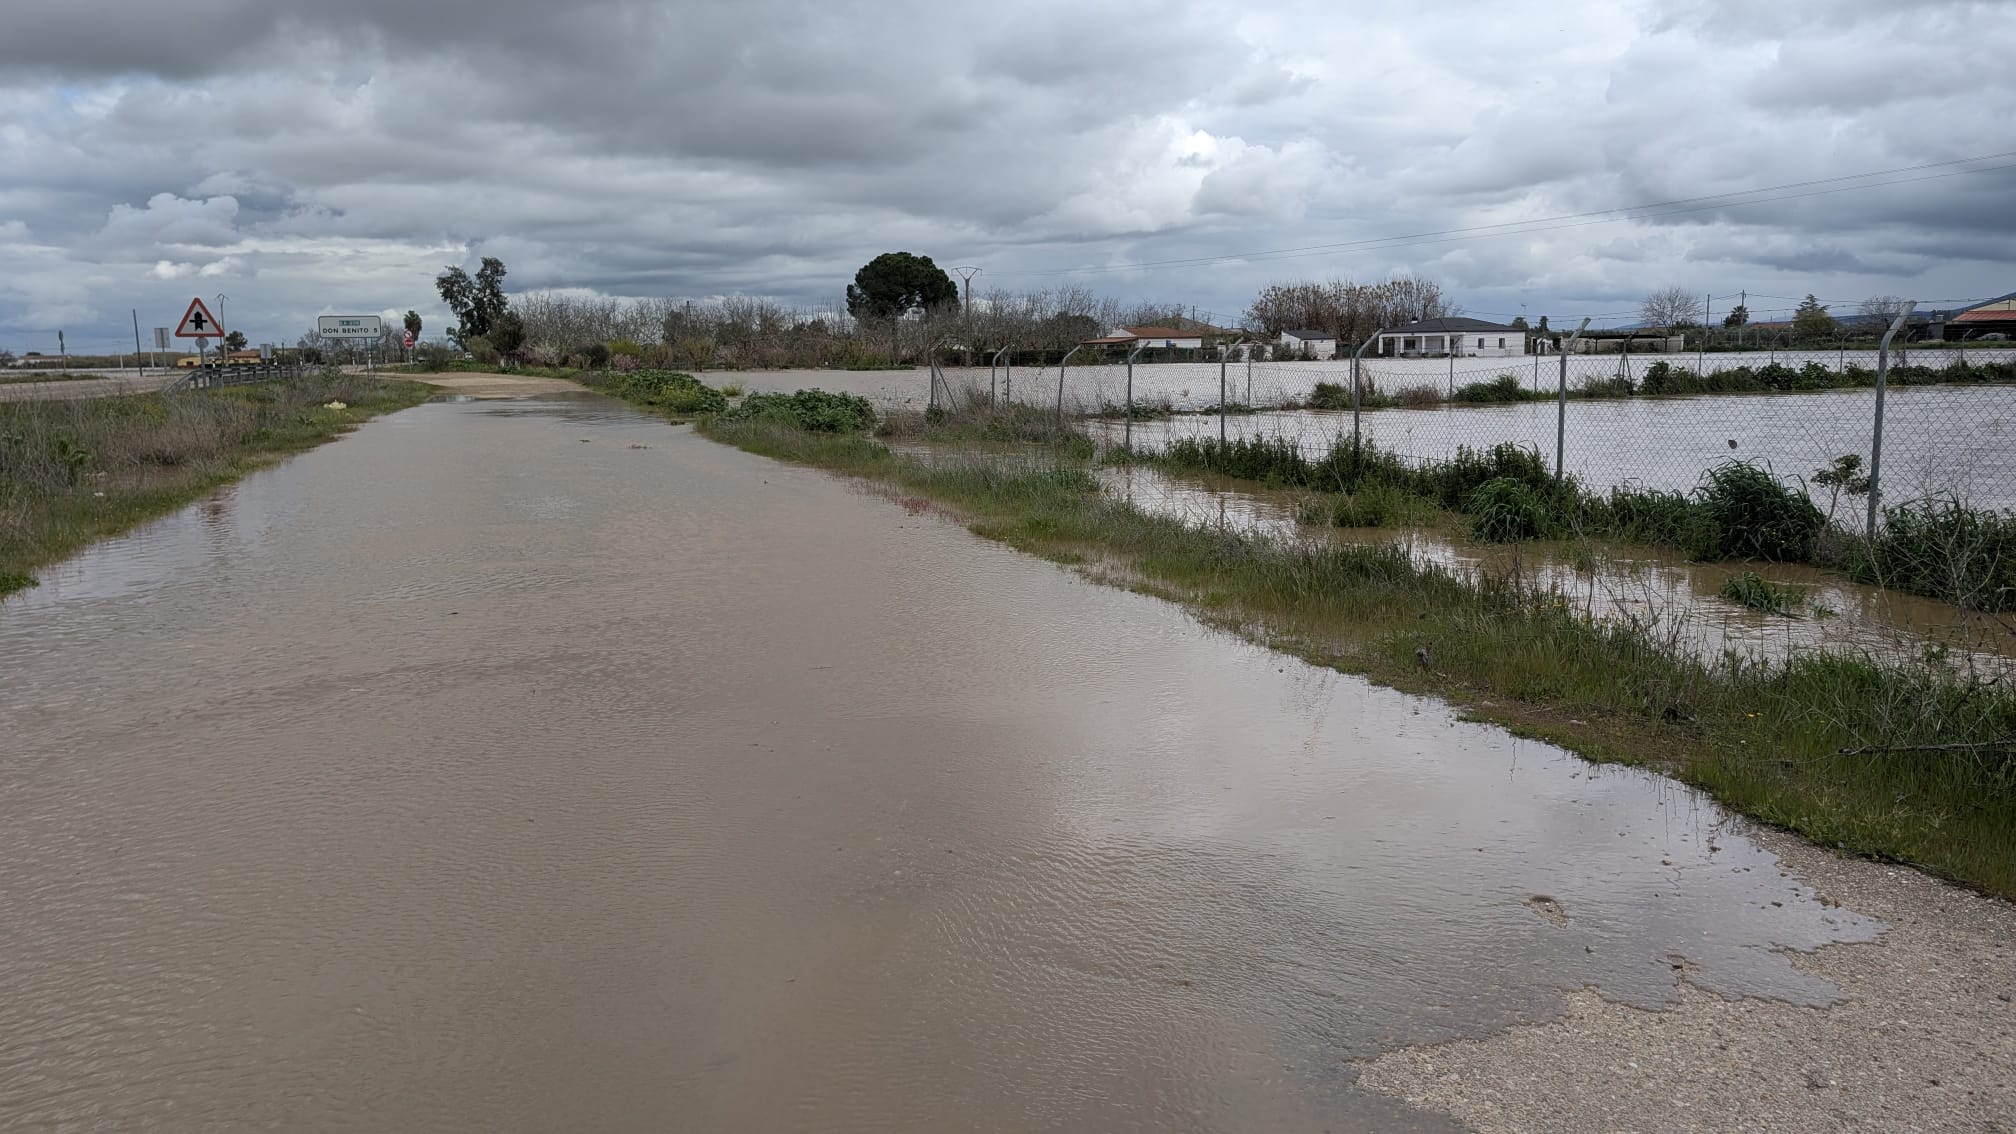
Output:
(1696, 461), (1823, 561)
(1718, 571), (1807, 616)
(1858, 496), (2016, 612)
(1450, 374), (1533, 404)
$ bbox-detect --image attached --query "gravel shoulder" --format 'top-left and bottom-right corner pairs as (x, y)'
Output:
(1357, 827), (2016, 1132)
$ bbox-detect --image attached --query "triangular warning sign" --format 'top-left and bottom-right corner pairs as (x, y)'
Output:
(175, 297), (223, 338)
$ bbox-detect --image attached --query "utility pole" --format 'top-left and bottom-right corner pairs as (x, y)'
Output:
(132, 310), (144, 375)
(951, 266), (980, 316)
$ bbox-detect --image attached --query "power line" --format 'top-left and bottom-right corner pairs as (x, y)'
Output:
(990, 150), (2016, 279)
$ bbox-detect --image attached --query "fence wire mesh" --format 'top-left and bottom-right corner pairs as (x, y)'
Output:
(944, 348), (2016, 527)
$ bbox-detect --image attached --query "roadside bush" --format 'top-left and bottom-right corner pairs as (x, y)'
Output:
(1468, 477), (1551, 541)
(1858, 496), (2016, 612)
(722, 388), (874, 432)
(1695, 461), (1822, 561)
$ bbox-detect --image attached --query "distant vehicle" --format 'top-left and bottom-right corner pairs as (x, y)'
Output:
(1980, 333), (2009, 342)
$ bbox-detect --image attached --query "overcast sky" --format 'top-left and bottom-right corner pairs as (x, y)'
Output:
(3, 0), (2012, 352)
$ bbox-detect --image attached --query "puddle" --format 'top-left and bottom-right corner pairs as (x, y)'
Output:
(0, 396), (1884, 1131)
(1100, 462), (2016, 672)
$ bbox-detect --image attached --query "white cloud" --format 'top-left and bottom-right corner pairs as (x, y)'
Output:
(0, 0), (2011, 349)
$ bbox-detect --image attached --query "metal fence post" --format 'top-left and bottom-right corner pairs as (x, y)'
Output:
(1124, 342), (1144, 452)
(1867, 303), (1916, 538)
(1055, 344), (1083, 420)
(1557, 319), (1590, 481)
(989, 345), (1010, 407)
(1351, 330), (1383, 460)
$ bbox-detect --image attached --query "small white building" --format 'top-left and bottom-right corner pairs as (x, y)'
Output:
(1377, 317), (1524, 358)
(1277, 329), (1338, 357)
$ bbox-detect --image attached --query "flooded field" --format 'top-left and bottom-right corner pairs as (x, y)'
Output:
(1099, 463), (2016, 671)
(2, 395), (1886, 1131)
(1089, 383), (2016, 511)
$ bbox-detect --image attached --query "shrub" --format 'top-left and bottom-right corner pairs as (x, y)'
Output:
(1640, 360), (1704, 396)
(1451, 374), (1528, 403)
(1468, 477), (1551, 541)
(1307, 381), (1353, 410)
(1694, 461), (1822, 561)
(722, 388), (874, 432)
(608, 369), (728, 414)
(1394, 384), (1442, 407)
(1420, 442), (1555, 510)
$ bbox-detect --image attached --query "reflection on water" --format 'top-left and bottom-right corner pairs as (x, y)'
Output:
(1, 397), (1880, 1131)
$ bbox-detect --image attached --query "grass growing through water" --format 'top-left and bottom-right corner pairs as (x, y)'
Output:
(1719, 571), (1809, 617)
(700, 406), (2016, 897)
(1, 372), (432, 597)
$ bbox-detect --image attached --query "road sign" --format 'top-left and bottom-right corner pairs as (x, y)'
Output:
(318, 315), (383, 338)
(176, 297), (223, 338)
(402, 330), (415, 349)
(153, 327), (171, 350)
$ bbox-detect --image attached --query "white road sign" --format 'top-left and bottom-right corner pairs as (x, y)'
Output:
(318, 315), (384, 338)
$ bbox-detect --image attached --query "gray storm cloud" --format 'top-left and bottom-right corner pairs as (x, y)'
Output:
(1, 0), (2011, 350)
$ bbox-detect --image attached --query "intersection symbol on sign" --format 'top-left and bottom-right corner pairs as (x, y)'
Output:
(176, 297), (223, 338)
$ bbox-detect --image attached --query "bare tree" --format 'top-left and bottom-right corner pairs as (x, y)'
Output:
(1640, 286), (1704, 328)
(1860, 294), (1908, 326)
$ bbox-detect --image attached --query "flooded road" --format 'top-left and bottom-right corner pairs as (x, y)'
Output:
(2, 395), (1884, 1131)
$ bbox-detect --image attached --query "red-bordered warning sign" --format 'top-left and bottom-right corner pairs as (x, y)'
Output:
(175, 297), (223, 338)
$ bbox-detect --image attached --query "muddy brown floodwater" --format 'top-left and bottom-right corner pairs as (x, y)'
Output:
(2, 394), (1893, 1131)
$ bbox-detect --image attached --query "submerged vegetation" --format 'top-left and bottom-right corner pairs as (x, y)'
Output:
(1158, 433), (2016, 612)
(694, 396), (2016, 897)
(1, 371), (432, 597)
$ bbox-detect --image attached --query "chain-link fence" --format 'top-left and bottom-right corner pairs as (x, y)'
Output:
(969, 348), (2016, 528)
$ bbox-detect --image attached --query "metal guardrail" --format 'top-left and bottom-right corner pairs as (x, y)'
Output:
(167, 362), (307, 393)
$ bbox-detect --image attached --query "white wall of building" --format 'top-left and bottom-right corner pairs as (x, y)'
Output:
(1378, 328), (1523, 358)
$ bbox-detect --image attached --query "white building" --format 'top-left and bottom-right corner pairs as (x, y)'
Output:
(1111, 325), (1204, 350)
(1376, 317), (1524, 358)
(1277, 329), (1338, 357)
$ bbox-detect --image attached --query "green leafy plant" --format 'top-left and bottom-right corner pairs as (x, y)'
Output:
(1695, 461), (1822, 561)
